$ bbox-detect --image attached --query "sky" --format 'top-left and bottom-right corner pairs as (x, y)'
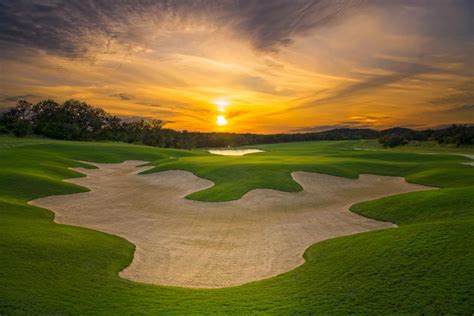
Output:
(0, 0), (473, 133)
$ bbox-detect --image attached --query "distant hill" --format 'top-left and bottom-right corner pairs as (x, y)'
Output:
(315, 128), (382, 139)
(381, 127), (415, 135)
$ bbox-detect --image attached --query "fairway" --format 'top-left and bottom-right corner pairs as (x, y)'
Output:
(1, 137), (473, 314)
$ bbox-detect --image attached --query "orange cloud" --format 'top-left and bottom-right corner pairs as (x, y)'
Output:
(1, 1), (472, 132)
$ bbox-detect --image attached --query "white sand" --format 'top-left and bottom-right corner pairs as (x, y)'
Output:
(208, 149), (264, 155)
(459, 154), (474, 166)
(30, 161), (431, 288)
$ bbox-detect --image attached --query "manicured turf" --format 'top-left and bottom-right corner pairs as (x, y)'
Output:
(0, 136), (473, 314)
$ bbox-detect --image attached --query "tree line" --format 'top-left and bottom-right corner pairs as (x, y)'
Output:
(0, 99), (472, 148)
(377, 126), (474, 148)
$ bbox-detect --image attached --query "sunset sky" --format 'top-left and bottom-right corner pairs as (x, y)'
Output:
(0, 0), (472, 133)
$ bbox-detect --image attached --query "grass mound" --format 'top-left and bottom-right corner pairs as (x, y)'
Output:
(0, 136), (473, 314)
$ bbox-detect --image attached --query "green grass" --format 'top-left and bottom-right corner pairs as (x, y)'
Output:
(0, 136), (473, 314)
(146, 139), (473, 201)
(354, 138), (474, 154)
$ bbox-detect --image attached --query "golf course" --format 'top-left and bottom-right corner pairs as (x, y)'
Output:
(2, 0), (473, 313)
(1, 136), (473, 314)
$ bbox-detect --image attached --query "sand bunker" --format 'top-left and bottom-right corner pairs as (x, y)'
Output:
(30, 161), (431, 288)
(460, 154), (474, 166)
(208, 149), (264, 155)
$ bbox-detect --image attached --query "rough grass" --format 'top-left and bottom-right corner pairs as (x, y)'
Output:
(0, 136), (473, 314)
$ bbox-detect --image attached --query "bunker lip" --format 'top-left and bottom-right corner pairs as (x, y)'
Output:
(208, 149), (264, 156)
(29, 160), (432, 288)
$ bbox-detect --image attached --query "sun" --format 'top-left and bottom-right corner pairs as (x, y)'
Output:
(216, 115), (228, 126)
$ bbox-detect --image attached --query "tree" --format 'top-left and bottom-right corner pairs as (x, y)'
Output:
(378, 135), (409, 148)
(0, 100), (34, 137)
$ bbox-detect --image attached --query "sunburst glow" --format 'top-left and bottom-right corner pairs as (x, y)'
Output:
(217, 115), (228, 126)
(213, 99), (229, 112)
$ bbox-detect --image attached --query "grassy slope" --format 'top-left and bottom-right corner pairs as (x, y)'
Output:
(147, 140), (473, 201)
(353, 139), (474, 153)
(0, 136), (473, 314)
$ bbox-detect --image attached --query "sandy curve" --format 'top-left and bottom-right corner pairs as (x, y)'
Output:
(29, 160), (432, 288)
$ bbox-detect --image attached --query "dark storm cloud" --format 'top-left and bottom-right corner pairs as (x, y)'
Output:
(0, 0), (361, 58)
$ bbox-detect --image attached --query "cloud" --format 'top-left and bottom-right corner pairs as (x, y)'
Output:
(0, 0), (361, 59)
(291, 122), (375, 133)
(430, 81), (474, 107)
(237, 75), (276, 94)
(291, 114), (393, 132)
(222, 0), (362, 51)
(1, 94), (40, 102)
(261, 57), (442, 119)
(291, 124), (362, 133)
(226, 109), (250, 119)
(143, 106), (210, 123)
(295, 58), (438, 110)
(111, 93), (134, 101)
(439, 104), (474, 114)
(163, 120), (182, 124)
(1, 1), (472, 64)
(0, 1), (472, 133)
